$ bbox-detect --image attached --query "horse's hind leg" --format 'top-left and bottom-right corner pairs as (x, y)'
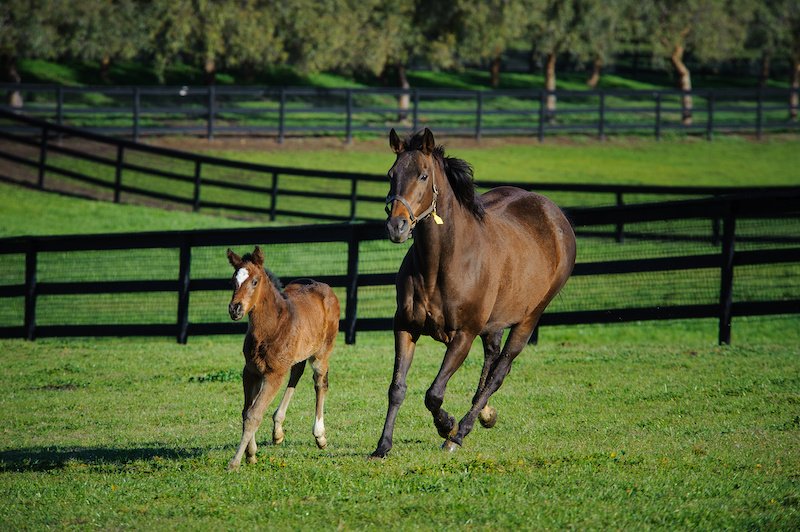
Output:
(476, 330), (503, 429)
(310, 355), (330, 449)
(447, 317), (539, 450)
(272, 360), (307, 445)
(426, 331), (476, 443)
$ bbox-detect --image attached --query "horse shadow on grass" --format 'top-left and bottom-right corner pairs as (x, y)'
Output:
(0, 445), (209, 472)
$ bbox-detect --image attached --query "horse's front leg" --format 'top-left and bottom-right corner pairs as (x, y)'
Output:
(426, 331), (476, 448)
(241, 368), (263, 463)
(228, 370), (284, 471)
(370, 329), (419, 459)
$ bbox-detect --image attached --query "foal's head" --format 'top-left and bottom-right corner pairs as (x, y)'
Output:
(227, 246), (269, 321)
(385, 128), (441, 243)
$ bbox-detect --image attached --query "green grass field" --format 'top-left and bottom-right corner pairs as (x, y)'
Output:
(0, 322), (798, 529)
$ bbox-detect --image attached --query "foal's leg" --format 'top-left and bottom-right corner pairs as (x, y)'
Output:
(310, 355), (330, 449)
(426, 331), (476, 444)
(371, 329), (419, 458)
(228, 370), (285, 471)
(476, 330), (503, 429)
(448, 317), (539, 449)
(272, 361), (307, 445)
(242, 368), (263, 463)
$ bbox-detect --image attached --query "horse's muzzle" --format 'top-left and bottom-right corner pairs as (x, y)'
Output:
(386, 216), (410, 243)
(229, 302), (244, 321)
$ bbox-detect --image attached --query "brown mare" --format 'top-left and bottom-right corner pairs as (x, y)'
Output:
(371, 128), (576, 457)
(226, 246), (339, 470)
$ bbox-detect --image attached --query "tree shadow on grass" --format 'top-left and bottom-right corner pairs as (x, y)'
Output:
(0, 445), (209, 472)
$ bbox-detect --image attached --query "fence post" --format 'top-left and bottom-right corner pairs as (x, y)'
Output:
(349, 176), (358, 221)
(718, 212), (736, 345)
(176, 239), (191, 344)
(24, 242), (37, 341)
(278, 88), (286, 144)
(528, 325), (539, 345)
(38, 125), (48, 189)
(270, 172), (279, 221)
(756, 88), (763, 140)
(412, 90), (419, 132)
(475, 91), (483, 140)
(538, 90), (546, 142)
(192, 160), (202, 212)
(56, 85), (64, 127)
(132, 87), (140, 141)
(706, 90), (715, 141)
(615, 192), (625, 243)
(344, 229), (359, 345)
(114, 145), (124, 203)
(345, 89), (353, 144)
(598, 91), (605, 140)
(711, 217), (721, 246)
(654, 92), (662, 141)
(207, 85), (215, 140)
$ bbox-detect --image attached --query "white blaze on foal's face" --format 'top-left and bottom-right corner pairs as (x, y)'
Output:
(235, 268), (250, 288)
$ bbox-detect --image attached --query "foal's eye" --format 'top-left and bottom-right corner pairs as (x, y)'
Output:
(251, 278), (258, 287)
(420, 174), (428, 181)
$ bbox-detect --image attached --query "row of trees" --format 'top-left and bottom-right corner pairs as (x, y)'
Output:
(2, 0), (800, 123)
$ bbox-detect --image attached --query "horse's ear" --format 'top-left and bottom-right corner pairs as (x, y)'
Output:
(389, 128), (403, 154)
(252, 246), (264, 266)
(227, 248), (242, 268)
(420, 128), (435, 155)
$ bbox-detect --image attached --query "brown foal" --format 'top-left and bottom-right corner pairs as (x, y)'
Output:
(372, 128), (576, 457)
(226, 246), (339, 470)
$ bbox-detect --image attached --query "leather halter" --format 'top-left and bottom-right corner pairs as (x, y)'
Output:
(385, 182), (439, 228)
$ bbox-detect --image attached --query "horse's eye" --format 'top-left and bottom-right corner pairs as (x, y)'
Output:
(420, 174), (428, 181)
(251, 278), (258, 287)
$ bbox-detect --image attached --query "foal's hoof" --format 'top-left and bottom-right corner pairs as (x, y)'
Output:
(479, 405), (498, 429)
(226, 460), (240, 472)
(441, 440), (461, 453)
(315, 436), (328, 450)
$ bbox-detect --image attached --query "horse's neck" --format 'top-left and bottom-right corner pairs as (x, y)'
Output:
(248, 283), (287, 342)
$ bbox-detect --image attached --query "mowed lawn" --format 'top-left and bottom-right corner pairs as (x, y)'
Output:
(0, 319), (798, 529)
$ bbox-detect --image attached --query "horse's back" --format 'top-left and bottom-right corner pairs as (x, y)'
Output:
(284, 279), (340, 334)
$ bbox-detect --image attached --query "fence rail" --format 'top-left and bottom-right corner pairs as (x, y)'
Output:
(0, 190), (797, 345)
(1, 109), (796, 231)
(2, 84), (798, 142)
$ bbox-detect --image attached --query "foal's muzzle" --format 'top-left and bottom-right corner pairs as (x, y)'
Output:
(229, 302), (244, 321)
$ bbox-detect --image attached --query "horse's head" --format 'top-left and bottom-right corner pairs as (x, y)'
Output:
(385, 128), (441, 243)
(227, 246), (267, 321)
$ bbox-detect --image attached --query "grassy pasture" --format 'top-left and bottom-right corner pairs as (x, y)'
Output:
(0, 323), (798, 529)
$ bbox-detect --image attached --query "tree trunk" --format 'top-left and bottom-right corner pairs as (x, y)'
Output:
(204, 57), (216, 85)
(791, 56), (799, 122)
(397, 63), (410, 122)
(545, 52), (557, 122)
(671, 44), (693, 126)
(586, 57), (602, 88)
(759, 50), (771, 89)
(2, 55), (23, 108)
(489, 55), (501, 88)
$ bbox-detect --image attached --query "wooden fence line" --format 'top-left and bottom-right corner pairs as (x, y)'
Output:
(2, 84), (799, 142)
(0, 191), (798, 345)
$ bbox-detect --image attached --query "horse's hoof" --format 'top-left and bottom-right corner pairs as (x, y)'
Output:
(437, 418), (459, 440)
(441, 440), (461, 453)
(246, 455), (257, 465)
(226, 460), (240, 471)
(479, 405), (498, 428)
(368, 451), (386, 461)
(273, 426), (285, 445)
(315, 436), (328, 450)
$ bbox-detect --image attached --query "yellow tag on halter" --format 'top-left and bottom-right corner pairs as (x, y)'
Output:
(432, 212), (444, 225)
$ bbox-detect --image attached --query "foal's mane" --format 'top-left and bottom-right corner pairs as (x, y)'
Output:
(241, 250), (284, 292)
(403, 133), (485, 221)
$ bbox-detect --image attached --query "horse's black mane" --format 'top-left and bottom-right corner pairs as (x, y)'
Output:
(241, 251), (283, 292)
(403, 133), (485, 221)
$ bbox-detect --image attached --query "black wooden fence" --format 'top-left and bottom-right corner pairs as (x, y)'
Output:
(2, 84), (798, 142)
(0, 190), (797, 346)
(1, 109), (796, 231)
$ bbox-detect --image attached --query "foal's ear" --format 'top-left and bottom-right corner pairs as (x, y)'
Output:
(389, 128), (404, 154)
(420, 128), (435, 155)
(252, 246), (265, 266)
(227, 248), (242, 268)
